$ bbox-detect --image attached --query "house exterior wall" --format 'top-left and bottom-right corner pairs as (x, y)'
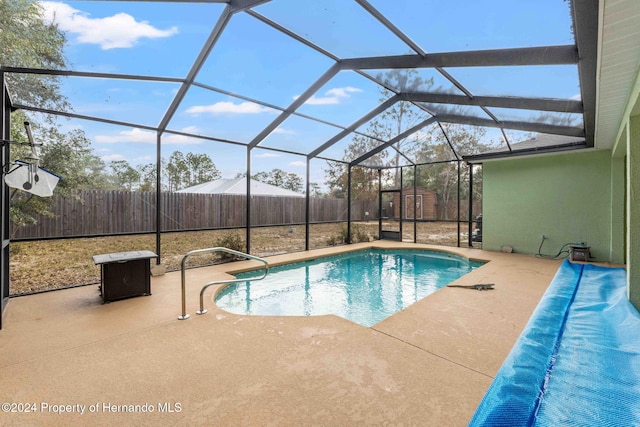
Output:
(609, 154), (625, 265)
(628, 115), (640, 308)
(482, 150), (613, 262)
(612, 64), (640, 311)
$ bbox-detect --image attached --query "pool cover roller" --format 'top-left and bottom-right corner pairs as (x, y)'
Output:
(469, 260), (640, 426)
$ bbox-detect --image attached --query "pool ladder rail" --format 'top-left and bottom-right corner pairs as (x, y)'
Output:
(178, 247), (270, 320)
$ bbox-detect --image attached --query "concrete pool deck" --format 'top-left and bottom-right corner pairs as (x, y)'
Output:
(0, 242), (565, 426)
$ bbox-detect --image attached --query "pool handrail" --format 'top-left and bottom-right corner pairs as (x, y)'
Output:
(178, 247), (269, 320)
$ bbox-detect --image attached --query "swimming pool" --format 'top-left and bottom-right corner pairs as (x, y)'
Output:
(214, 248), (484, 327)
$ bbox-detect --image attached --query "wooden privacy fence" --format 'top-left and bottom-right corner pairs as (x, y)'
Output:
(12, 190), (380, 239)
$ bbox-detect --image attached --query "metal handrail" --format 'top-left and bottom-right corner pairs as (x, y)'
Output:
(178, 247), (269, 320)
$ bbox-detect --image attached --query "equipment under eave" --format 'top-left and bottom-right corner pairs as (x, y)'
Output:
(2, 122), (60, 198)
(5, 160), (60, 197)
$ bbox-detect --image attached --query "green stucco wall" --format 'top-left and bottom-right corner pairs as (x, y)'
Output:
(482, 150), (613, 262)
(610, 155), (625, 264)
(628, 116), (640, 308)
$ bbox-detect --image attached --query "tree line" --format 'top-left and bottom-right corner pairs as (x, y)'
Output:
(324, 69), (491, 219)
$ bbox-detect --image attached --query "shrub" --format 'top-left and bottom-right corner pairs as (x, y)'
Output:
(326, 224), (371, 245)
(326, 234), (340, 246)
(215, 232), (245, 260)
(352, 224), (368, 243)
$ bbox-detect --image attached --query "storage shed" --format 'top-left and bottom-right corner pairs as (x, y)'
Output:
(391, 188), (438, 220)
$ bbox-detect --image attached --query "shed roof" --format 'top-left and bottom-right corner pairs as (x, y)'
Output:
(176, 177), (304, 197)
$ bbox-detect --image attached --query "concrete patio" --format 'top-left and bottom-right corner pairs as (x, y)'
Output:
(0, 242), (564, 426)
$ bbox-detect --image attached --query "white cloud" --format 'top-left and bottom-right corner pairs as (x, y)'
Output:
(295, 86), (363, 105)
(94, 127), (203, 145)
(326, 87), (362, 98)
(162, 133), (203, 145)
(185, 101), (273, 115)
(272, 127), (295, 135)
(180, 125), (200, 134)
(289, 161), (306, 167)
(101, 154), (126, 162)
(570, 93), (582, 100)
(254, 153), (279, 158)
(302, 95), (340, 105)
(95, 128), (154, 144)
(135, 155), (155, 163)
(39, 2), (178, 50)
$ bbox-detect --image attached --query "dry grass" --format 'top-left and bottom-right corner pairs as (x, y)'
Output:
(9, 221), (477, 295)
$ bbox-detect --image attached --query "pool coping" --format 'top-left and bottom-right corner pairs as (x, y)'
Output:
(184, 241), (563, 379)
(220, 242), (491, 275)
(210, 242), (490, 325)
(0, 242), (565, 425)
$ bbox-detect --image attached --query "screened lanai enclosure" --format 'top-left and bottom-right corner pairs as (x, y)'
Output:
(0, 0), (596, 301)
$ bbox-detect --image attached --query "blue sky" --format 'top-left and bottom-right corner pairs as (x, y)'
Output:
(34, 0), (579, 185)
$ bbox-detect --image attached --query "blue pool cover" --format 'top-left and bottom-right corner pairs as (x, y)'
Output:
(469, 260), (640, 426)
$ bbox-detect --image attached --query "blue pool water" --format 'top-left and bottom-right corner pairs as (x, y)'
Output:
(214, 248), (484, 327)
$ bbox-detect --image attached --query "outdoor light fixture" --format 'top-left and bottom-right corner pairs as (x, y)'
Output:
(3, 122), (60, 197)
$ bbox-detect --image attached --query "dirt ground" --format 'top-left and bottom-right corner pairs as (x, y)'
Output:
(9, 221), (480, 295)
